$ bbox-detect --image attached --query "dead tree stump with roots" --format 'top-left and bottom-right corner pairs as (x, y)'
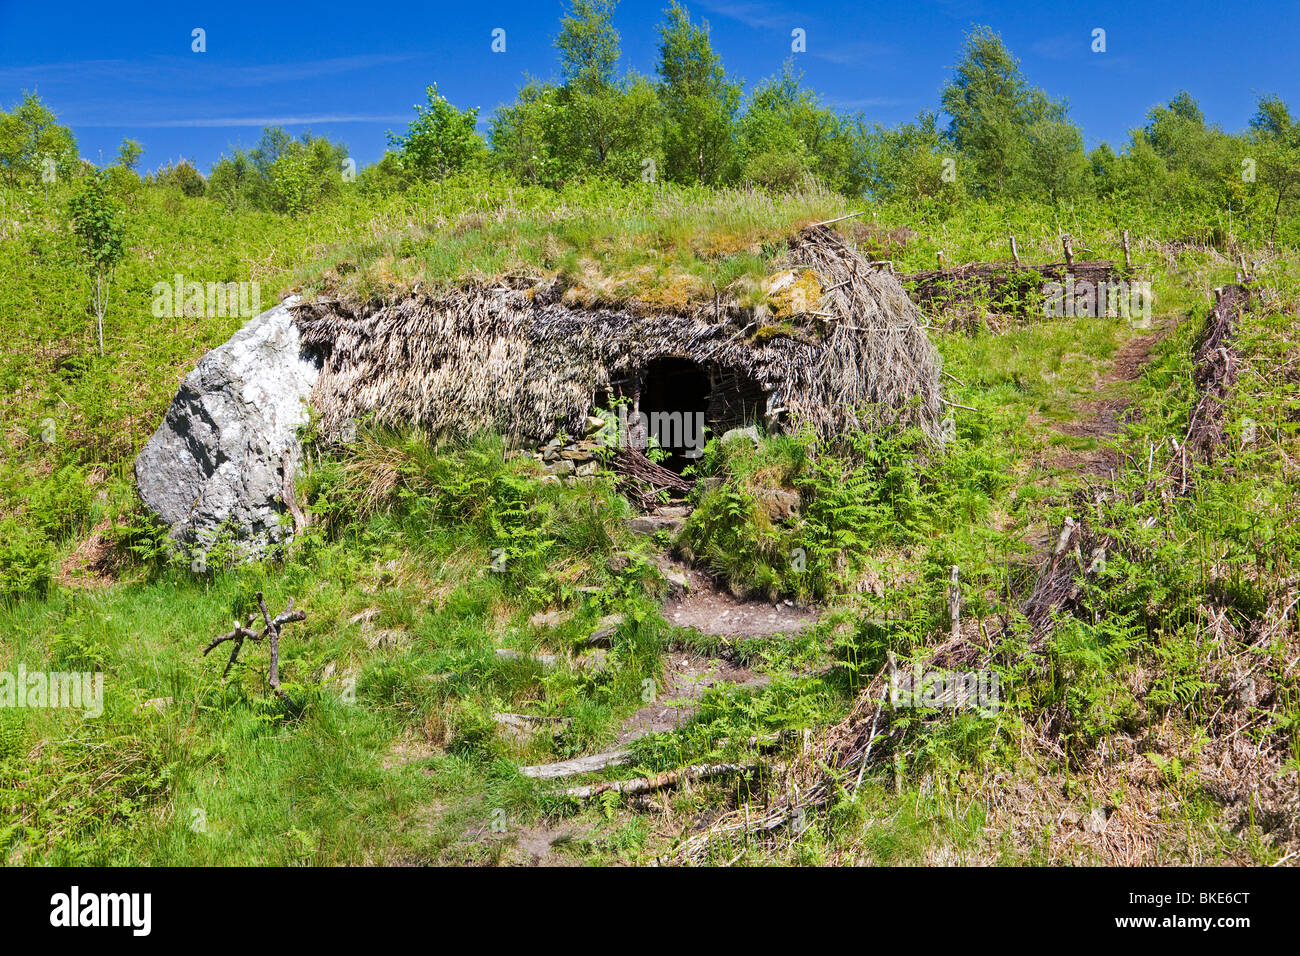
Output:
(203, 591), (305, 698)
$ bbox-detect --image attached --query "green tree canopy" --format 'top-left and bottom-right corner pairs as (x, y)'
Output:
(940, 27), (1081, 198)
(387, 84), (487, 180)
(1250, 94), (1300, 242)
(492, 0), (662, 185)
(736, 62), (856, 192)
(557, 0), (622, 94)
(655, 3), (740, 185)
(207, 128), (348, 214)
(0, 92), (79, 185)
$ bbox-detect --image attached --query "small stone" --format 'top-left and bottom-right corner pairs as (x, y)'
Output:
(1084, 806), (1110, 834)
(586, 613), (625, 647)
(606, 552), (633, 573)
(579, 649), (609, 674)
(539, 474), (561, 485)
(657, 563), (690, 597)
(721, 426), (761, 448)
(575, 461), (598, 477)
(582, 415), (606, 436)
(1233, 676), (1258, 708)
(495, 648), (559, 669)
(628, 516), (684, 535)
(546, 459), (576, 477)
(760, 489), (801, 523)
(655, 505), (690, 518)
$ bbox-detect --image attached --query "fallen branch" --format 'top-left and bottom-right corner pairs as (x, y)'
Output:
(612, 448), (692, 509)
(203, 591), (305, 698)
(520, 747), (630, 779)
(562, 763), (756, 800)
(810, 210), (869, 227)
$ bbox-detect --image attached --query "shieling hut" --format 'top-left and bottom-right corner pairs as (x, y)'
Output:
(292, 225), (945, 455)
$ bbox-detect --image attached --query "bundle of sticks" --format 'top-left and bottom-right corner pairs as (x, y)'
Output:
(611, 448), (692, 509)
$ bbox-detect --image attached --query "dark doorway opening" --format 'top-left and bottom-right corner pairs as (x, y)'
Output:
(597, 357), (767, 476)
(639, 357), (711, 473)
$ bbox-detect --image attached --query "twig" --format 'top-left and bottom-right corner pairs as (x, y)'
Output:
(810, 210), (869, 227)
(203, 591), (305, 698)
(852, 680), (889, 798)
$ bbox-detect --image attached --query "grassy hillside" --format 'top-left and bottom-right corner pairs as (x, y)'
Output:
(1, 173), (1297, 864)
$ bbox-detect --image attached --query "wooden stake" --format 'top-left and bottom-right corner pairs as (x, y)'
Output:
(1009, 234), (1020, 267)
(1121, 229), (1132, 271)
(937, 250), (946, 272)
(947, 565), (961, 641)
(1062, 234), (1075, 269)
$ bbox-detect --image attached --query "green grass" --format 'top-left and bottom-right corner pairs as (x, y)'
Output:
(2, 173), (1298, 865)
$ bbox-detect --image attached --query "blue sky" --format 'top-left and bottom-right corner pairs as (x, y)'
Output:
(2, 0), (1297, 174)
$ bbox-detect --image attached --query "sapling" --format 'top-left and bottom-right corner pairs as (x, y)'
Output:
(67, 174), (125, 356)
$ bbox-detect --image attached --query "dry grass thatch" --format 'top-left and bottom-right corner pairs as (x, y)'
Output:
(293, 225), (944, 448)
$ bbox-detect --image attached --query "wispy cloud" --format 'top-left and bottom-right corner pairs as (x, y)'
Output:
(827, 96), (909, 110)
(215, 55), (421, 88)
(0, 53), (419, 91)
(70, 114), (408, 128)
(813, 41), (898, 66)
(1029, 34), (1135, 73)
(695, 0), (789, 31)
(1029, 34), (1079, 62)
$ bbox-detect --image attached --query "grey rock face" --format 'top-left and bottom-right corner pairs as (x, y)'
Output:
(134, 297), (319, 557)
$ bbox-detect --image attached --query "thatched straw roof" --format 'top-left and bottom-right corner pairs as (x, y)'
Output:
(292, 225), (945, 447)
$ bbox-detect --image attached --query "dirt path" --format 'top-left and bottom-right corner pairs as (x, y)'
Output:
(661, 558), (819, 638)
(1046, 318), (1174, 478)
(442, 507), (822, 863)
(617, 650), (769, 743)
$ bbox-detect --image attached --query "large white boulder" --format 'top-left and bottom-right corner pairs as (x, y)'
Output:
(134, 297), (319, 557)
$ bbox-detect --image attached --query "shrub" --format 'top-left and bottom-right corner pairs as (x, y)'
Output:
(148, 159), (206, 197)
(0, 517), (53, 602)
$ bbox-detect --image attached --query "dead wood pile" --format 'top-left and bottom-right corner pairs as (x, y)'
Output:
(903, 259), (1121, 314)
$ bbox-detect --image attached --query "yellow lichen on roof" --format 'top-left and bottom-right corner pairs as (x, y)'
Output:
(762, 268), (824, 318)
